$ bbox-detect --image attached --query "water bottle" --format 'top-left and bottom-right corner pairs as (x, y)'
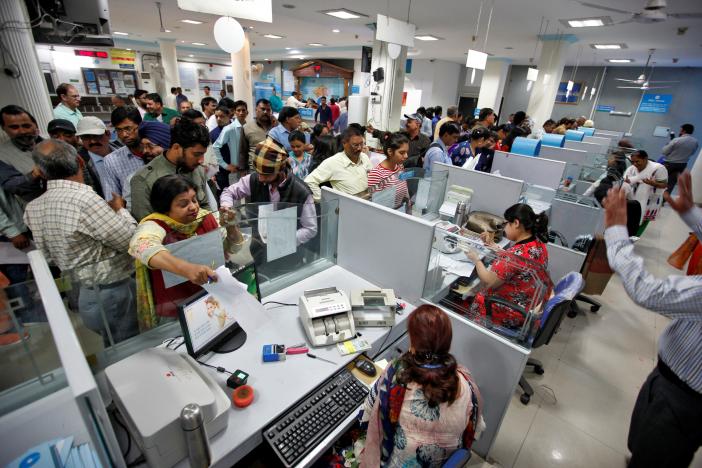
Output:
(454, 201), (467, 227)
(180, 403), (211, 468)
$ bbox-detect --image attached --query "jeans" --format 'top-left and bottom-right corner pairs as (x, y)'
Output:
(78, 278), (139, 345)
(663, 161), (689, 194)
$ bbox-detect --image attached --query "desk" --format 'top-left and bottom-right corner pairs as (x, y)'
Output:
(175, 265), (412, 468)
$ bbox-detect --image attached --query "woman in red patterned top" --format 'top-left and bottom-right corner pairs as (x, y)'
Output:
(465, 204), (550, 329)
(368, 132), (410, 209)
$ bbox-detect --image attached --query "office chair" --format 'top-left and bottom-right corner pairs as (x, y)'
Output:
(485, 272), (585, 404)
(442, 448), (472, 467)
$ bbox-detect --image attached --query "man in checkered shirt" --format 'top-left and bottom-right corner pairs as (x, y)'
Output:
(24, 139), (138, 343)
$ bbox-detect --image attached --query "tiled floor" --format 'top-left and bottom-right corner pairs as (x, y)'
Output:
(469, 206), (702, 468)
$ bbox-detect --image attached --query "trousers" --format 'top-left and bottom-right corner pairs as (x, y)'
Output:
(78, 278), (139, 345)
(627, 363), (702, 468)
(663, 161), (689, 194)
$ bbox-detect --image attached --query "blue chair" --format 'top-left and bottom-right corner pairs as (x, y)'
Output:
(485, 272), (585, 404)
(443, 448), (472, 467)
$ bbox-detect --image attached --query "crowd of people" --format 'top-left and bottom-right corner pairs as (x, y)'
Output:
(2, 79), (701, 467)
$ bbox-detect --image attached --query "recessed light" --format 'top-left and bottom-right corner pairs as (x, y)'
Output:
(566, 18), (605, 27)
(113, 31), (129, 36)
(285, 47), (292, 50)
(264, 34), (284, 39)
(592, 43), (626, 50)
(414, 35), (441, 41)
(289, 49), (301, 54)
(126, 48), (132, 51)
(606, 58), (633, 63)
(308, 43), (324, 46)
(180, 19), (203, 25)
(321, 9), (367, 20)
(188, 54), (194, 57)
(264, 58), (269, 61)
(180, 40), (186, 43)
(332, 29), (340, 33)
(192, 42), (207, 46)
(164, 29), (172, 33)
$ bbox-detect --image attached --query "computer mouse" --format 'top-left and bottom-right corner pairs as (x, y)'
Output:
(355, 360), (377, 377)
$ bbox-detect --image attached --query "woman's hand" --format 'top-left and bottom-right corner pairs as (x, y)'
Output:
(185, 264), (217, 285)
(479, 232), (497, 249)
(464, 247), (481, 264)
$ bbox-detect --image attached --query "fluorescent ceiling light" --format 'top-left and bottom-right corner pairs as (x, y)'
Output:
(526, 67), (539, 81)
(164, 29), (172, 33)
(113, 31), (129, 36)
(321, 9), (366, 20)
(593, 44), (623, 49)
(607, 58), (633, 63)
(308, 43), (324, 46)
(292, 55), (306, 59)
(284, 47), (292, 50)
(192, 42), (207, 46)
(332, 29), (340, 33)
(188, 54), (194, 57)
(180, 19), (203, 25)
(414, 35), (441, 41)
(466, 49), (487, 70)
(263, 34), (284, 39)
(288, 49), (301, 54)
(567, 18), (604, 27)
(125, 48), (132, 51)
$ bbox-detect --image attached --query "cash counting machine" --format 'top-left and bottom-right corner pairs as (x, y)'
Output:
(299, 287), (355, 346)
(350, 288), (397, 327)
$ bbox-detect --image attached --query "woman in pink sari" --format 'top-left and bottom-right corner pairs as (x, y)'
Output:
(357, 305), (485, 467)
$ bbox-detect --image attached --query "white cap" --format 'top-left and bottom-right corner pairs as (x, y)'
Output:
(76, 116), (108, 136)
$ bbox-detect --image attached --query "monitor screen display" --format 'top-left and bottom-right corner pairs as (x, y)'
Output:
(182, 293), (239, 355)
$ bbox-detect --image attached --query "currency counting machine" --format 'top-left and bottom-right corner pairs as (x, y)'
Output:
(350, 289), (397, 327)
(299, 287), (355, 346)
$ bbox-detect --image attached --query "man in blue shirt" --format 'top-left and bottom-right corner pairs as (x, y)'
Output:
(213, 111), (243, 181)
(315, 96), (333, 127)
(431, 105), (443, 135)
(269, 107), (304, 152)
(423, 122), (459, 175)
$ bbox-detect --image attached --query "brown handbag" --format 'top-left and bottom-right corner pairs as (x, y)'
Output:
(667, 234), (699, 270)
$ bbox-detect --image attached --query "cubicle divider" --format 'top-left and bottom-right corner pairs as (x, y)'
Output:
(564, 140), (607, 155)
(594, 129), (624, 140)
(542, 133), (566, 147)
(439, 162), (524, 215)
(583, 135), (613, 151)
(539, 145), (590, 164)
(546, 243), (587, 284)
(550, 198), (605, 248)
(492, 151), (566, 190)
(579, 127), (596, 137)
(565, 129), (585, 142)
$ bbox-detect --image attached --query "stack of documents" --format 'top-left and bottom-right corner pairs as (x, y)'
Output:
(7, 436), (103, 468)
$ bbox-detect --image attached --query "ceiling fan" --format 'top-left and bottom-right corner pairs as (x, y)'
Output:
(616, 49), (678, 90)
(576, 0), (702, 24)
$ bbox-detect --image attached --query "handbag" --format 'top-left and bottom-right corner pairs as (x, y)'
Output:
(464, 211), (506, 242)
(667, 234), (699, 270)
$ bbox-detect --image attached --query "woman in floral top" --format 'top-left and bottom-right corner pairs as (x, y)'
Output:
(287, 130), (312, 179)
(465, 203), (551, 329)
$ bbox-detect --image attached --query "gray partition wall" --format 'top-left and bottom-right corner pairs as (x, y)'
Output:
(550, 198), (605, 247)
(321, 187), (436, 305)
(564, 140), (606, 155)
(492, 151), (566, 190)
(546, 243), (587, 284)
(539, 145), (590, 164)
(439, 163), (524, 215)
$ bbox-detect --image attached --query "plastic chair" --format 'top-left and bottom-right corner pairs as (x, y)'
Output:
(485, 272), (585, 404)
(443, 448), (472, 467)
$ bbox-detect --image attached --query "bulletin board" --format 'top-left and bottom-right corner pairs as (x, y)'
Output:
(82, 68), (138, 95)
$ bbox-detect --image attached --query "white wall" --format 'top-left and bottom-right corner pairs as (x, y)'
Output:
(403, 59), (461, 112)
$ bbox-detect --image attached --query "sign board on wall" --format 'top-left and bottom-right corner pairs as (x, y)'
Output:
(110, 49), (136, 66)
(351, 85), (360, 94)
(177, 0), (272, 22)
(596, 104), (615, 112)
(638, 94), (672, 113)
(375, 14), (416, 48)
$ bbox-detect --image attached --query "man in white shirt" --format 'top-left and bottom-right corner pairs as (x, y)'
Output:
(305, 126), (372, 201)
(285, 91), (307, 108)
(202, 96), (219, 131)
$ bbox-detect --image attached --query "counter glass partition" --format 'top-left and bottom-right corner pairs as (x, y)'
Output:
(53, 200), (340, 373)
(519, 183), (556, 215)
(368, 166), (449, 221)
(422, 224), (551, 349)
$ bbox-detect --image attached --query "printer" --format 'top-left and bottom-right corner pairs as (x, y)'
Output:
(104, 348), (231, 468)
(299, 287), (355, 347)
(350, 289), (397, 327)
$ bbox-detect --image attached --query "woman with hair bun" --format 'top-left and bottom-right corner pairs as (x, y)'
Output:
(358, 305), (484, 467)
(465, 203), (550, 329)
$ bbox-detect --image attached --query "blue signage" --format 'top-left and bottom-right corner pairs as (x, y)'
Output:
(298, 108), (315, 120)
(638, 93), (672, 114)
(596, 104), (615, 112)
(351, 85), (360, 94)
(118, 64), (134, 69)
(473, 108), (481, 118)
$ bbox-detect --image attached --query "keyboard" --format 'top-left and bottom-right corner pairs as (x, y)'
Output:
(263, 367), (369, 467)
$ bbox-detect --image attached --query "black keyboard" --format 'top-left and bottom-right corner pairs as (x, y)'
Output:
(263, 368), (369, 467)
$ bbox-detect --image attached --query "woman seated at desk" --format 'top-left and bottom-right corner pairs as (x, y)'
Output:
(128, 175), (246, 330)
(465, 203), (550, 329)
(357, 305), (484, 467)
(368, 132), (410, 210)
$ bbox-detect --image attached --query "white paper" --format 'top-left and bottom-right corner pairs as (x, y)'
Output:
(162, 230), (226, 288)
(414, 179), (430, 209)
(439, 253), (475, 278)
(203, 265), (270, 332)
(266, 206), (298, 262)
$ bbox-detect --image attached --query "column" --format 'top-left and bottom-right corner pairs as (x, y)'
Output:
(158, 39), (180, 99)
(230, 33), (253, 112)
(366, 40), (407, 131)
(476, 59), (511, 112)
(0, 0), (54, 138)
(526, 38), (573, 127)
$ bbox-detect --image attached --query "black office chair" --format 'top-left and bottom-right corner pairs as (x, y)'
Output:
(485, 272), (585, 404)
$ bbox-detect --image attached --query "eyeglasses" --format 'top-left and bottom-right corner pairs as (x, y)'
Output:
(115, 126), (138, 134)
(349, 142), (364, 149)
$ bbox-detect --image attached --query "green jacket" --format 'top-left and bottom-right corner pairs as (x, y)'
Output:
(143, 107), (180, 125)
(129, 155), (210, 222)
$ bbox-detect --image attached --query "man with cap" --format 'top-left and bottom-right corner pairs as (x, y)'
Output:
(366, 113), (430, 167)
(48, 119), (79, 149)
(76, 116), (122, 199)
(220, 136), (317, 246)
(129, 119), (210, 221)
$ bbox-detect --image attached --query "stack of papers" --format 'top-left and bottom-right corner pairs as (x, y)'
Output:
(7, 436), (103, 468)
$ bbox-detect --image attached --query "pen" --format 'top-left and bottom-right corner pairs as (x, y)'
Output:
(207, 261), (217, 283)
(306, 353), (337, 365)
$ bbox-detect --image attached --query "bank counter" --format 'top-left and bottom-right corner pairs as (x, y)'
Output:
(0, 179), (565, 468)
